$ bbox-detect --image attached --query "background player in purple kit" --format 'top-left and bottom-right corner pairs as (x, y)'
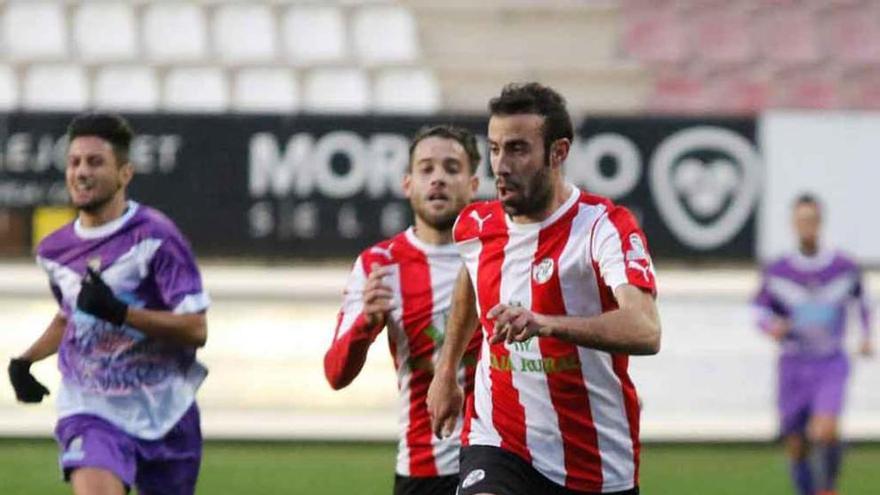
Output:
(753, 193), (873, 495)
(7, 113), (210, 495)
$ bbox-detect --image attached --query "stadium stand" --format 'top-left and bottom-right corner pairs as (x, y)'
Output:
(0, 1), (876, 114)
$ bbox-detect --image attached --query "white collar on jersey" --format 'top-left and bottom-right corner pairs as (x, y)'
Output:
(74, 200), (140, 240)
(789, 247), (835, 272)
(404, 226), (459, 255)
(504, 183), (579, 232)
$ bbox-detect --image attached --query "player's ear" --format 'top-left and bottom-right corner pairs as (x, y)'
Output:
(119, 161), (134, 187)
(549, 139), (570, 169)
(401, 171), (413, 199)
(468, 168), (479, 195)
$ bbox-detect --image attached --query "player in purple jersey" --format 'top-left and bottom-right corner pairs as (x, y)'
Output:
(753, 194), (872, 495)
(7, 113), (210, 495)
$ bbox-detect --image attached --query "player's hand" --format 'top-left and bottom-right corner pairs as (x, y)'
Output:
(767, 317), (791, 342)
(860, 339), (874, 358)
(362, 264), (395, 328)
(487, 303), (544, 345)
(77, 268), (128, 326)
(8, 358), (50, 403)
(427, 370), (463, 439)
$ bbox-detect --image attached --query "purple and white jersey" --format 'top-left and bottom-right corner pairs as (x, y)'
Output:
(754, 249), (871, 357)
(36, 201), (210, 440)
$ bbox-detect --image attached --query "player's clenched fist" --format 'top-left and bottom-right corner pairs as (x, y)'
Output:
(487, 303), (546, 345)
(362, 263), (396, 328)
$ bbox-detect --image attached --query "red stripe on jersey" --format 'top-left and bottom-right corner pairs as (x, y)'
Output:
(477, 207), (531, 463)
(533, 205), (603, 492)
(460, 324), (481, 446)
(398, 239), (439, 477)
(593, 259), (641, 487)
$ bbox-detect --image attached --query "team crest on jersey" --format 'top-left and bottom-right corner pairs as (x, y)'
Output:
(532, 258), (555, 284)
(87, 256), (102, 272)
(461, 468), (486, 489)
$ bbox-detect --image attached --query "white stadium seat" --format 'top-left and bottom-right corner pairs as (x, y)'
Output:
(351, 6), (418, 65)
(93, 66), (159, 112)
(0, 66), (18, 110)
(213, 4), (277, 65)
(163, 68), (229, 112)
(143, 3), (208, 63)
(373, 68), (440, 114)
(74, 2), (138, 62)
(23, 65), (88, 111)
(233, 68), (299, 113)
(303, 68), (369, 114)
(3, 2), (67, 61)
(282, 6), (347, 65)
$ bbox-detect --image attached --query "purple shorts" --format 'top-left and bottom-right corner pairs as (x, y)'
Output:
(778, 353), (849, 436)
(55, 403), (202, 494)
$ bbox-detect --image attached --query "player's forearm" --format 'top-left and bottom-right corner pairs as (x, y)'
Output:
(436, 268), (479, 378)
(859, 299), (872, 340)
(18, 314), (66, 362)
(537, 308), (661, 355)
(324, 327), (375, 390)
(125, 308), (207, 347)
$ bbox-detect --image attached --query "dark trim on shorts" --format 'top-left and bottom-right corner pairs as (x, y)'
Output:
(458, 445), (639, 495)
(394, 473), (459, 495)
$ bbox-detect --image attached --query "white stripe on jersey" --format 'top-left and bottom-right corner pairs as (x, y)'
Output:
(502, 226), (568, 487)
(336, 257), (368, 339)
(470, 337), (502, 447)
(426, 244), (463, 475)
(390, 315), (412, 476)
(578, 204), (638, 491)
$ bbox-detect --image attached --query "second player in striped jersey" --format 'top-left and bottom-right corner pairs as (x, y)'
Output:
(324, 125), (482, 495)
(429, 83), (662, 495)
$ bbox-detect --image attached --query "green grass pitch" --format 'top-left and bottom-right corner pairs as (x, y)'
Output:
(0, 439), (878, 494)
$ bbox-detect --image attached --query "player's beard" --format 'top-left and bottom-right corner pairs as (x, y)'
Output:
(412, 194), (466, 232)
(498, 161), (553, 218)
(72, 178), (124, 214)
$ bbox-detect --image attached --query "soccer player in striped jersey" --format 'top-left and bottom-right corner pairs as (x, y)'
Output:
(753, 194), (873, 495)
(7, 113), (209, 495)
(428, 83), (661, 495)
(324, 125), (483, 495)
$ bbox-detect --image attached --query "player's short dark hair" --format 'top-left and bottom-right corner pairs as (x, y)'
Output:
(408, 124), (481, 175)
(793, 192), (822, 212)
(66, 113), (134, 166)
(488, 82), (574, 156)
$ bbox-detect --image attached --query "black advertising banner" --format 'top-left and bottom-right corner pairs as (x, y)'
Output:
(0, 113), (759, 259)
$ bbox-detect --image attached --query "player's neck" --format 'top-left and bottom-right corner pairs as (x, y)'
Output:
(78, 194), (128, 228)
(510, 180), (571, 224)
(799, 241), (819, 257)
(412, 221), (453, 245)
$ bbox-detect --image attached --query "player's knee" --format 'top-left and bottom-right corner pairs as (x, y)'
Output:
(808, 417), (839, 445)
(784, 435), (808, 459)
(70, 467), (126, 495)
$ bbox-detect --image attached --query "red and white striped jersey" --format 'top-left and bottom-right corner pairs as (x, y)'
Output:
(453, 186), (656, 493)
(325, 227), (481, 477)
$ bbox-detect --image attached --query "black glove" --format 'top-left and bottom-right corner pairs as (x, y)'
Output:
(8, 358), (49, 403)
(77, 267), (128, 326)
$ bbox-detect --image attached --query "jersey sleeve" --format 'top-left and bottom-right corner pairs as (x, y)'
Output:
(323, 254), (385, 390)
(852, 265), (872, 339)
(590, 206), (657, 295)
(35, 255), (65, 314)
(752, 265), (788, 334)
(149, 232), (209, 314)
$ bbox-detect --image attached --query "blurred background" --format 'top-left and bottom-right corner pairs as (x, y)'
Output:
(0, 0), (879, 493)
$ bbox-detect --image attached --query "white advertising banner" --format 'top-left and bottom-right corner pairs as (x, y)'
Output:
(758, 111), (880, 264)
